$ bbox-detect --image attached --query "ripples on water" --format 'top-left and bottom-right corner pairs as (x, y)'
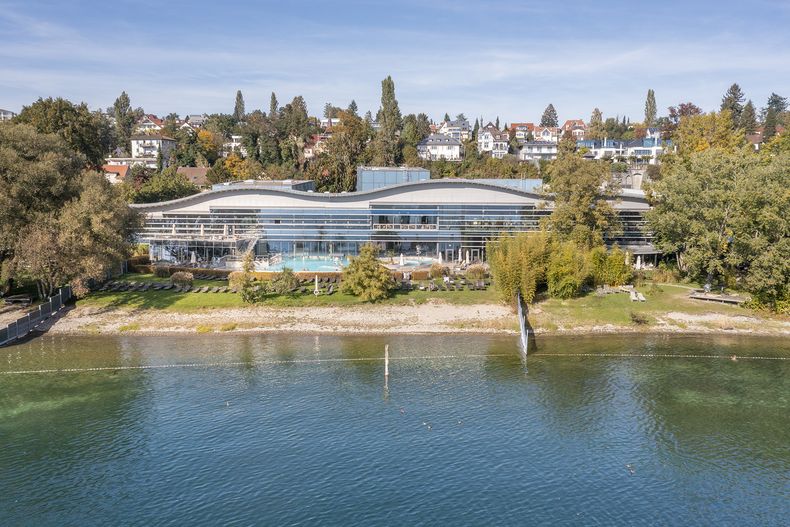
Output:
(1, 334), (789, 526)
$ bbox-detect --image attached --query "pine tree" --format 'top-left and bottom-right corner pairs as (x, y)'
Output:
(472, 118), (479, 139)
(268, 92), (278, 120)
(644, 89), (657, 126)
(234, 90), (245, 122)
(588, 108), (604, 140)
(373, 76), (402, 165)
(443, 113), (450, 122)
(323, 102), (335, 119)
(741, 100), (757, 134)
(763, 108), (778, 141)
(495, 116), (500, 129)
(347, 100), (358, 116)
(364, 110), (373, 124)
(540, 104), (558, 127)
(720, 83), (745, 128)
(766, 92), (788, 113)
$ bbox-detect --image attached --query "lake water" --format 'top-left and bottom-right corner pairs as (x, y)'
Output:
(1, 333), (788, 526)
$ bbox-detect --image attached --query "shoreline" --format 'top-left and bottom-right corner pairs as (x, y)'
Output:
(42, 300), (790, 339)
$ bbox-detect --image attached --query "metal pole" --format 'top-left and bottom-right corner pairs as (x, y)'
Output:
(384, 344), (389, 378)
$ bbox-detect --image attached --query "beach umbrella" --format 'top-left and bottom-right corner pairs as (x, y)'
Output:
(314, 275), (320, 295)
(439, 252), (443, 264)
(466, 250), (470, 264)
(399, 253), (404, 266)
(636, 255), (642, 269)
(191, 251), (197, 264)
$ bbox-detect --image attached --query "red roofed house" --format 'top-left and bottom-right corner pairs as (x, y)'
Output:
(102, 164), (129, 185)
(562, 119), (587, 140)
(135, 114), (164, 133)
(509, 122), (535, 140)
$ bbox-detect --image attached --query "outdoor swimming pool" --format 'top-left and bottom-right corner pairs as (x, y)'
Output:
(261, 256), (349, 272)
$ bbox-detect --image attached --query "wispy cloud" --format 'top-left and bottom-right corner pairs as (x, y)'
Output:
(0, 1), (787, 121)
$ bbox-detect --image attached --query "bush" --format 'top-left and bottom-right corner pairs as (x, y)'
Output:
(651, 261), (681, 283)
(546, 241), (589, 299)
(466, 264), (486, 281)
(429, 263), (448, 280)
(341, 243), (395, 302)
(487, 231), (551, 303)
(170, 271), (193, 288)
(629, 311), (650, 325)
(228, 271), (245, 289)
(589, 245), (632, 287)
(133, 243), (150, 257)
(153, 265), (170, 278)
(270, 267), (300, 295)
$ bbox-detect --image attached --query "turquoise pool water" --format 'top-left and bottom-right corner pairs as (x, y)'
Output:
(264, 256), (348, 272)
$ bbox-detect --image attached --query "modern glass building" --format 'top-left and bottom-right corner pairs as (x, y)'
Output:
(132, 179), (655, 267)
(356, 167), (430, 191)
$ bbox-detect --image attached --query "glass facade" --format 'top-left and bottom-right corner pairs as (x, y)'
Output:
(139, 201), (652, 266)
(356, 168), (431, 191)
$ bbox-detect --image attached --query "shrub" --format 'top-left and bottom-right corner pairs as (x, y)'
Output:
(133, 243), (150, 257)
(228, 271), (245, 289)
(270, 267), (300, 295)
(466, 264), (486, 281)
(651, 261), (681, 283)
(341, 243), (395, 302)
(546, 241), (589, 299)
(630, 311), (650, 325)
(170, 271), (193, 288)
(153, 265), (170, 278)
(487, 231), (551, 303)
(429, 263), (448, 280)
(590, 245), (632, 287)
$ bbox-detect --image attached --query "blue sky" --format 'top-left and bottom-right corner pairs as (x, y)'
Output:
(1, 0), (788, 124)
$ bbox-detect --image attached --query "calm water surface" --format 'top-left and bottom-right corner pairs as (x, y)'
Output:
(1, 333), (789, 526)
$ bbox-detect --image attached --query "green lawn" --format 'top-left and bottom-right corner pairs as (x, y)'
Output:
(78, 273), (500, 312)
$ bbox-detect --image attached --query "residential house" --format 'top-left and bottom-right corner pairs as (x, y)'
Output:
(477, 123), (510, 159)
(0, 108), (17, 121)
(303, 133), (331, 160)
(577, 138), (669, 165)
(561, 119), (587, 140)
(185, 114), (207, 128)
(509, 122), (535, 140)
(417, 134), (463, 161)
(438, 118), (471, 142)
(135, 114), (164, 133)
(222, 135), (248, 157)
(176, 167), (211, 189)
(518, 141), (558, 161)
(106, 134), (176, 169)
(533, 126), (561, 143)
(320, 117), (342, 129)
(102, 164), (129, 184)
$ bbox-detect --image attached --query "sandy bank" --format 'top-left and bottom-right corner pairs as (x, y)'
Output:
(45, 300), (790, 337)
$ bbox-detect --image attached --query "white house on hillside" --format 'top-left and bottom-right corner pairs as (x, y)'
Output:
(135, 114), (164, 133)
(131, 135), (176, 160)
(417, 134), (463, 161)
(438, 118), (471, 141)
(222, 135), (248, 157)
(0, 108), (16, 121)
(561, 119), (587, 140)
(533, 126), (561, 143)
(477, 124), (510, 159)
(519, 141), (558, 161)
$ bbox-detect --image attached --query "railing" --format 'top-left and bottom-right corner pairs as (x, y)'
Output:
(0, 285), (72, 347)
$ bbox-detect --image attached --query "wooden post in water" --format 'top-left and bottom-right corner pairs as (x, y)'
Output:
(384, 345), (389, 378)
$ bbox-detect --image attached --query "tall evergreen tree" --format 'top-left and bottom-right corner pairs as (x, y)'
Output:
(763, 108), (779, 141)
(347, 100), (358, 116)
(364, 110), (373, 124)
(113, 91), (136, 155)
(741, 100), (757, 134)
(233, 90), (245, 122)
(443, 113), (450, 122)
(644, 89), (657, 126)
(495, 116), (500, 129)
(540, 104), (558, 127)
(373, 75), (402, 165)
(588, 108), (604, 140)
(472, 118), (480, 139)
(268, 92), (279, 120)
(720, 83), (745, 128)
(765, 92), (788, 114)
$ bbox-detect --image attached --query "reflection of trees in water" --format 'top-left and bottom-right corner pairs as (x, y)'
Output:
(630, 347), (790, 467)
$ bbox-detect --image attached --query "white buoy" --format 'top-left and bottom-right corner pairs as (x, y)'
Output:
(384, 344), (389, 377)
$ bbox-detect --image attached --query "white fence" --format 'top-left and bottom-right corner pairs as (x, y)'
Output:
(0, 286), (72, 347)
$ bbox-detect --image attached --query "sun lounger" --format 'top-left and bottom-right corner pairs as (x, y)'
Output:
(630, 290), (638, 302)
(637, 292), (646, 302)
(217, 286), (227, 293)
